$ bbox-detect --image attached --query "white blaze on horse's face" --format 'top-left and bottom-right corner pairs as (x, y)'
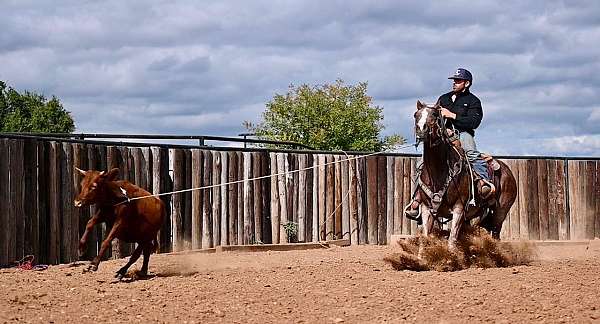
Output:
(417, 108), (429, 133)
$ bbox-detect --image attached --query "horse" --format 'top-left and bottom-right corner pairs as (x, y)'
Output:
(412, 101), (517, 250)
(74, 167), (165, 279)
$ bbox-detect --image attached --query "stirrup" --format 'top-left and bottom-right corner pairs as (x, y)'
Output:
(404, 203), (422, 225)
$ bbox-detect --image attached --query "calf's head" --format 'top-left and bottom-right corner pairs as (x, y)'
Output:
(74, 168), (120, 207)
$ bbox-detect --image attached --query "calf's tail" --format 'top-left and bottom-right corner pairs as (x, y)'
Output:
(151, 235), (160, 254)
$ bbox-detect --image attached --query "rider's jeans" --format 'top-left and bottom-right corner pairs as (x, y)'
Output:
(459, 132), (490, 181)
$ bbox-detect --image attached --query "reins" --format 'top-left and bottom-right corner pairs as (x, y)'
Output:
(415, 106), (474, 221)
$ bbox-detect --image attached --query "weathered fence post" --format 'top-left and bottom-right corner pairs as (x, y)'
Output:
(172, 148), (186, 251)
(48, 142), (62, 264)
(357, 157), (367, 244)
(252, 152), (263, 244)
(334, 155), (342, 239)
(298, 154), (307, 242)
(191, 149), (203, 249)
(37, 141), (50, 263)
(270, 152), (280, 244)
(212, 152), (222, 246)
(0, 139), (10, 266)
(237, 152), (244, 244)
(311, 155), (319, 242)
(276, 153), (288, 243)
(325, 155), (335, 241)
(229, 152), (239, 245)
(24, 139), (40, 261)
(152, 146), (172, 253)
(202, 150), (213, 248)
(386, 156), (395, 243)
(9, 140), (25, 262)
(349, 157), (358, 244)
(317, 154), (326, 241)
(366, 156), (378, 244)
(243, 152), (253, 244)
(220, 151), (229, 246)
(393, 157), (403, 236)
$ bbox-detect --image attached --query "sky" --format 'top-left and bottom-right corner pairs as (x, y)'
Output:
(1, 0), (599, 157)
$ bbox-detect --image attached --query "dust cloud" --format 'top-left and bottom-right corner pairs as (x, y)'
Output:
(384, 226), (536, 272)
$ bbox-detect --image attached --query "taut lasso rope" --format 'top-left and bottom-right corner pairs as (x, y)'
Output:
(115, 142), (418, 205)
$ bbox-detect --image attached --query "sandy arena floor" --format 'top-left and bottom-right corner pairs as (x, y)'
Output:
(1, 241), (600, 323)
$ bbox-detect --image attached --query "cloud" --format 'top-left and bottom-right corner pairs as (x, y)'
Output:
(0, 0), (598, 156)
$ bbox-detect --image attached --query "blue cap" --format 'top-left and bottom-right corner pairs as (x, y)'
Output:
(448, 68), (473, 82)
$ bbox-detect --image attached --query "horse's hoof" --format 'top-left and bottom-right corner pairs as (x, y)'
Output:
(115, 272), (125, 281)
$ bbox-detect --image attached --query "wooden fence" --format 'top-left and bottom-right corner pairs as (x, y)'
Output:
(0, 138), (598, 266)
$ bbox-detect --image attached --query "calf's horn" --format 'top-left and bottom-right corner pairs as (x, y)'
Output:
(74, 167), (87, 175)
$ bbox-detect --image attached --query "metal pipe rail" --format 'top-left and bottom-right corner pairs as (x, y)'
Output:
(0, 132), (315, 150)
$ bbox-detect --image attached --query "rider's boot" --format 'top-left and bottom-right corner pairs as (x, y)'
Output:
(478, 179), (495, 200)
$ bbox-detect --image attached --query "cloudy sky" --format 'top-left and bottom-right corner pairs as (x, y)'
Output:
(2, 0), (599, 156)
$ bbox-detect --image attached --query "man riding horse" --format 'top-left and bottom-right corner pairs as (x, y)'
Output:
(405, 68), (494, 221)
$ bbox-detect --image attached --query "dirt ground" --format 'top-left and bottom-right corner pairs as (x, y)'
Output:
(1, 241), (600, 324)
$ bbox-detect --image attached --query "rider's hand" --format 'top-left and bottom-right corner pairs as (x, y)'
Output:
(440, 107), (456, 119)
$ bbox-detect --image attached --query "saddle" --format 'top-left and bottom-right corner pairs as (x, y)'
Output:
(481, 153), (500, 174)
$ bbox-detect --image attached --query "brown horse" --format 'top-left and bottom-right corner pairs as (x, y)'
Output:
(74, 168), (165, 279)
(413, 101), (517, 250)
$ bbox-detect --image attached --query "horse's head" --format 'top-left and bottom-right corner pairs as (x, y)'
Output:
(414, 100), (444, 143)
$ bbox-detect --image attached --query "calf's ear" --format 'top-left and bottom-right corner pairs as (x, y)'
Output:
(416, 100), (425, 110)
(106, 168), (120, 181)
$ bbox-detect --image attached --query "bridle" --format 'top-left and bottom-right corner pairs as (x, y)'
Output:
(415, 105), (448, 148)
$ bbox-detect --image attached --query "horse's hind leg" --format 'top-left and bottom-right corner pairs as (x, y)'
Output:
(115, 244), (143, 280)
(481, 207), (508, 240)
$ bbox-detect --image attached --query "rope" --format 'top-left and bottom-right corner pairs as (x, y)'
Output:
(14, 255), (48, 271)
(110, 142), (417, 242)
(115, 143), (418, 206)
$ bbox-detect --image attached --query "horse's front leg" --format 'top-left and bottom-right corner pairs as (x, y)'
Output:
(418, 205), (434, 259)
(448, 202), (465, 252)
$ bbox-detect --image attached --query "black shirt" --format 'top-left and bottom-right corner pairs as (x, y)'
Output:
(437, 90), (483, 137)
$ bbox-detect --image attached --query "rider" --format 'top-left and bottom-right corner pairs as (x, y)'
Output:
(405, 68), (493, 220)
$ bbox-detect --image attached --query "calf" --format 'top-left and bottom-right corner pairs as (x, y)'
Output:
(74, 167), (165, 279)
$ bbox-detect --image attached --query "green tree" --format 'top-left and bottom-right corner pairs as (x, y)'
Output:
(245, 80), (404, 151)
(0, 81), (75, 133)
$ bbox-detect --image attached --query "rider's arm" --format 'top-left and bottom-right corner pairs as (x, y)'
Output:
(451, 97), (483, 130)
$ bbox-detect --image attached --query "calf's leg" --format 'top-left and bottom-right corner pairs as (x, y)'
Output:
(115, 244), (143, 280)
(139, 242), (153, 276)
(85, 220), (121, 272)
(79, 210), (102, 257)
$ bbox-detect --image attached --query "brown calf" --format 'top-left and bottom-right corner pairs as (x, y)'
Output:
(74, 167), (165, 279)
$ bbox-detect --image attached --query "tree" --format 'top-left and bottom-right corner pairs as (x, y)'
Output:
(245, 80), (404, 151)
(0, 81), (75, 133)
